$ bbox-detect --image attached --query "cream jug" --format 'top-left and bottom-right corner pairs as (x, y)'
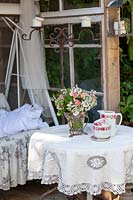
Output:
(98, 110), (122, 136)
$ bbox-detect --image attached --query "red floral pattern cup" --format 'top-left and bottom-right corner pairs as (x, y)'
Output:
(93, 118), (111, 139)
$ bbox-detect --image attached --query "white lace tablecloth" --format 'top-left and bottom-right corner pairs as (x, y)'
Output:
(28, 125), (133, 196)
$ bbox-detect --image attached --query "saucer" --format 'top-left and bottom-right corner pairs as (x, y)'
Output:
(91, 135), (110, 142)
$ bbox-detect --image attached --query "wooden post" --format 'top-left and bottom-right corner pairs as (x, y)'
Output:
(104, 0), (120, 112)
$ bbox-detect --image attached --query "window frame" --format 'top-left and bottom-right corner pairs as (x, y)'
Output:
(41, 0), (107, 109)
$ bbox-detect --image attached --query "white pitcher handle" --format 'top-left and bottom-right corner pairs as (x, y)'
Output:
(116, 113), (122, 129)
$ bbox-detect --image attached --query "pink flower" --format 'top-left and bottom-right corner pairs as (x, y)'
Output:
(72, 92), (78, 98)
(58, 95), (64, 100)
(74, 99), (81, 105)
(80, 92), (86, 98)
(93, 96), (97, 102)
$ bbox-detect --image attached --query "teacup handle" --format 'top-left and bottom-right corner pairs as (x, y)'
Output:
(116, 113), (122, 130)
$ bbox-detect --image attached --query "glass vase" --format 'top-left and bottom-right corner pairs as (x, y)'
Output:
(64, 112), (88, 137)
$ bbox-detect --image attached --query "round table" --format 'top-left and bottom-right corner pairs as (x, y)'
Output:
(28, 124), (133, 198)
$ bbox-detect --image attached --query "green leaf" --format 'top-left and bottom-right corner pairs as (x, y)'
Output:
(128, 112), (133, 121)
(120, 102), (126, 106)
(121, 106), (128, 113)
(131, 1), (133, 8)
(128, 37), (133, 60)
(129, 104), (133, 109)
(127, 95), (133, 105)
(122, 0), (130, 4)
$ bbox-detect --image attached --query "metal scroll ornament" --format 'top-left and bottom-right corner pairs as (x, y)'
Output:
(64, 112), (88, 137)
(48, 27), (74, 89)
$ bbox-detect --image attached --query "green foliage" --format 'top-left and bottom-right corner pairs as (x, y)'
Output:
(122, 0), (133, 8)
(39, 0), (47, 12)
(45, 49), (70, 88)
(120, 82), (133, 123)
(66, 0), (97, 4)
(66, 0), (98, 7)
(131, 1), (133, 8)
(120, 1), (133, 126)
(122, 0), (133, 60)
(39, 0), (59, 12)
(120, 51), (133, 81)
(74, 48), (101, 90)
(128, 35), (133, 60)
(39, 0), (99, 11)
(120, 51), (133, 125)
(67, 0), (83, 4)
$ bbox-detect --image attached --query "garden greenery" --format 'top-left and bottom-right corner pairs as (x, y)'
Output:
(120, 0), (133, 125)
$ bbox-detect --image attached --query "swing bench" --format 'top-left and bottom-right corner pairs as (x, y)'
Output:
(0, 93), (45, 190)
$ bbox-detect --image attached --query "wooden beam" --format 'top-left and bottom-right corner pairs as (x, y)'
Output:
(106, 37), (120, 111)
(104, 1), (120, 112)
(0, 3), (20, 15)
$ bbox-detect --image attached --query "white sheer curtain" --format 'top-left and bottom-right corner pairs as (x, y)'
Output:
(19, 0), (58, 124)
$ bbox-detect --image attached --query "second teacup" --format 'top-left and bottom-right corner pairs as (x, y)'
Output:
(93, 119), (111, 139)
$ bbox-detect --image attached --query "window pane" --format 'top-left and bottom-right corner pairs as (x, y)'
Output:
(74, 48), (101, 92)
(40, 0), (59, 12)
(73, 23), (101, 45)
(88, 96), (103, 122)
(63, 0), (100, 10)
(45, 49), (70, 88)
(74, 47), (103, 122)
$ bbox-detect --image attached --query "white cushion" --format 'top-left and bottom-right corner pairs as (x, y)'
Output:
(0, 104), (49, 137)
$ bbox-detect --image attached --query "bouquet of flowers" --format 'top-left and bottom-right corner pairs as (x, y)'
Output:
(54, 85), (97, 117)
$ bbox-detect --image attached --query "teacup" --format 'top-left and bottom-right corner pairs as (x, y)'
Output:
(93, 119), (111, 139)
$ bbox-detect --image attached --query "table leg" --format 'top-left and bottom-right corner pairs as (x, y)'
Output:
(102, 191), (120, 200)
(40, 186), (57, 200)
(87, 193), (93, 200)
(112, 194), (120, 200)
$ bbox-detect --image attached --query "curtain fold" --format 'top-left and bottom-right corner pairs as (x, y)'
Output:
(19, 0), (54, 121)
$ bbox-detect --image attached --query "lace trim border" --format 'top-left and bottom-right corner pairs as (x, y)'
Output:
(27, 171), (126, 195)
(58, 181), (126, 196)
